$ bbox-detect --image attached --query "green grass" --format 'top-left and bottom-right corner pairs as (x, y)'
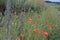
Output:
(0, 6), (60, 40)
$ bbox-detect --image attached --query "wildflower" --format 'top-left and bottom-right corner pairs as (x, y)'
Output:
(28, 18), (32, 22)
(48, 25), (58, 28)
(19, 33), (24, 37)
(33, 28), (37, 33)
(43, 32), (48, 37)
(39, 29), (44, 34)
(52, 26), (58, 28)
(48, 25), (52, 28)
(16, 38), (18, 40)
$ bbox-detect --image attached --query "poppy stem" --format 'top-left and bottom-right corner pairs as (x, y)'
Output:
(47, 36), (49, 40)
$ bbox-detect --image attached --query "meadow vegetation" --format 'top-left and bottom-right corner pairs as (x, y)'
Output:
(0, 0), (60, 40)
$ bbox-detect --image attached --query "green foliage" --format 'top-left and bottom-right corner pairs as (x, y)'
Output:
(0, 0), (5, 5)
(0, 0), (45, 13)
(11, 0), (45, 12)
(0, 7), (60, 40)
(0, 0), (60, 40)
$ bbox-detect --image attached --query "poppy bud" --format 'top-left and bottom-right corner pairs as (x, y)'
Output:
(33, 28), (37, 33)
(20, 33), (24, 37)
(43, 32), (48, 37)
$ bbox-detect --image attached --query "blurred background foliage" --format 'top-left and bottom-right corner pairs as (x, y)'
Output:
(0, 0), (47, 13)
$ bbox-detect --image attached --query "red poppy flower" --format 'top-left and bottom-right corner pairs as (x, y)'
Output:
(20, 33), (24, 37)
(28, 18), (32, 22)
(39, 30), (44, 34)
(48, 25), (52, 28)
(16, 38), (18, 40)
(43, 32), (48, 37)
(52, 26), (58, 28)
(33, 28), (37, 33)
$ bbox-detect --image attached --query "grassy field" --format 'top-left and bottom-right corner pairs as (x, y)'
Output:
(0, 8), (60, 40)
(0, 3), (60, 40)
